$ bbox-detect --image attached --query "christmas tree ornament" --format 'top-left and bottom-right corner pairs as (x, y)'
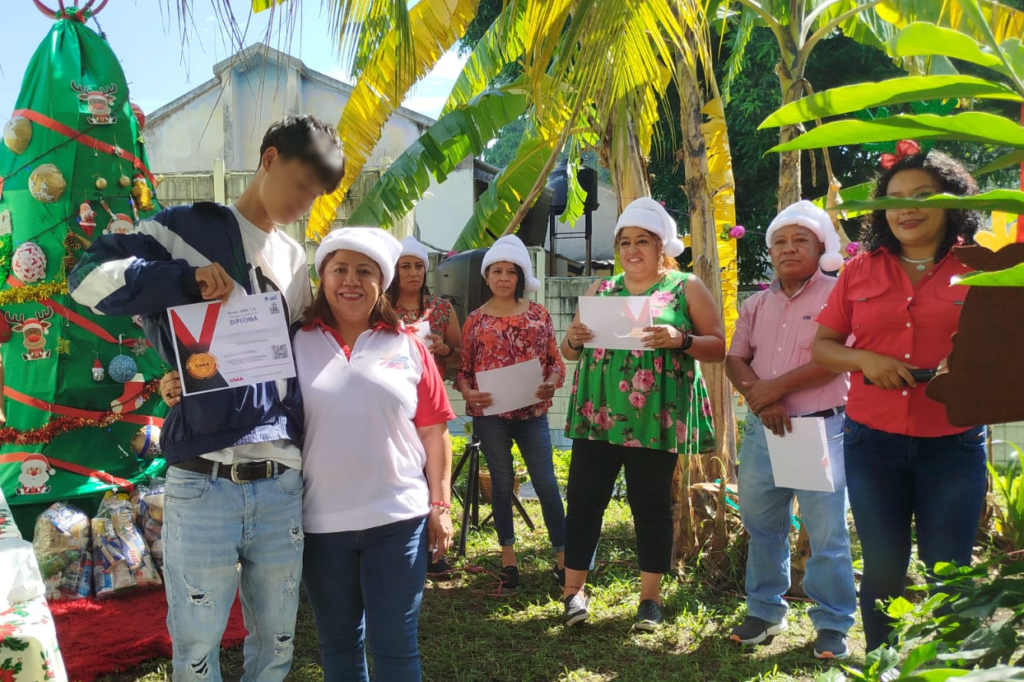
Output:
(108, 334), (137, 383)
(130, 424), (162, 459)
(99, 199), (136, 235)
(131, 175), (154, 211)
(95, 176), (108, 190)
(72, 80), (118, 125)
(12, 241), (47, 282)
(118, 174), (131, 188)
(7, 307), (54, 360)
(130, 102), (146, 131)
(28, 163), (66, 202)
(78, 202), (96, 236)
(108, 354), (137, 384)
(0, 210), (12, 236)
(3, 116), (32, 154)
(92, 356), (105, 381)
(130, 339), (149, 357)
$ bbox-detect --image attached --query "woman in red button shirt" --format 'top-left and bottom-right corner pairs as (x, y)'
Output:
(812, 150), (985, 652)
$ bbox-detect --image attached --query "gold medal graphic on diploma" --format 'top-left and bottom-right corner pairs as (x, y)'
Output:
(186, 351), (218, 379)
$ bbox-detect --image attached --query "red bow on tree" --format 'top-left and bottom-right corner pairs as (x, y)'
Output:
(880, 139), (922, 170)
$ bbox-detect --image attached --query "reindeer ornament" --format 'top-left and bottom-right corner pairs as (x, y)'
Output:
(4, 307), (54, 361)
(72, 80), (118, 125)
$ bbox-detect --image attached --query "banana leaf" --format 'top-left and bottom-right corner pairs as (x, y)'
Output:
(759, 75), (1020, 129)
(840, 189), (1024, 216)
(345, 85), (529, 228)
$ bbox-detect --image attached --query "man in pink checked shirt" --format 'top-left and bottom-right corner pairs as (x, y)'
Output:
(725, 201), (857, 660)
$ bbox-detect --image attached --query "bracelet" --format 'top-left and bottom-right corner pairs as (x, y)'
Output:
(436, 342), (453, 358)
(567, 339), (583, 352)
(430, 501), (452, 510)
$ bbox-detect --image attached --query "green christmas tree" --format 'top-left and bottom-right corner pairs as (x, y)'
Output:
(0, 3), (167, 536)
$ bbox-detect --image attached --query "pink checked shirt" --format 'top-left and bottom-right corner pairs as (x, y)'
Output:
(729, 269), (849, 417)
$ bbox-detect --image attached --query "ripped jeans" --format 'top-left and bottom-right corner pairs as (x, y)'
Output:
(162, 464), (304, 682)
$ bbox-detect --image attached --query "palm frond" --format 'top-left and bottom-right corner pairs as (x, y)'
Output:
(345, 84), (530, 229)
(307, 0), (482, 240)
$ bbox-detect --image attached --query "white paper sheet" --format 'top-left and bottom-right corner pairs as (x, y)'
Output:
(763, 417), (836, 492)
(475, 357), (543, 416)
(408, 317), (432, 340)
(577, 296), (653, 351)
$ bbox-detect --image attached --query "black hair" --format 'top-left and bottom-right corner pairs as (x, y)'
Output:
(861, 150), (982, 259)
(484, 263), (527, 301)
(260, 115), (346, 192)
(385, 271), (431, 310)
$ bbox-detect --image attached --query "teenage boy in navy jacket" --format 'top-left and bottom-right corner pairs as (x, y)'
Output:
(69, 115), (344, 682)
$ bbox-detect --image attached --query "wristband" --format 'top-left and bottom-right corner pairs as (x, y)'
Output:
(567, 339), (583, 352)
(430, 501), (452, 510)
(436, 342), (452, 358)
(680, 331), (694, 352)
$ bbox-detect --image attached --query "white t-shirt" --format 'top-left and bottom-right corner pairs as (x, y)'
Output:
(295, 322), (454, 534)
(199, 205), (312, 470)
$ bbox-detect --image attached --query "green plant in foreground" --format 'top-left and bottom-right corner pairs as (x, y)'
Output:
(817, 559), (1024, 681)
(989, 443), (1024, 551)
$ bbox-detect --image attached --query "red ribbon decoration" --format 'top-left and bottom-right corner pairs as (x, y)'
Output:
(5, 276), (145, 347)
(169, 302), (221, 352)
(3, 385), (160, 427)
(880, 139), (922, 170)
(11, 108), (156, 186)
(0, 452), (132, 491)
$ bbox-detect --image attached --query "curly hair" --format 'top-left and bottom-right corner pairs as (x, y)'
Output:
(860, 150), (983, 259)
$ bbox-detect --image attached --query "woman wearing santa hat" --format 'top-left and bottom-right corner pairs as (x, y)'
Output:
(387, 236), (462, 371)
(456, 234), (567, 590)
(560, 197), (725, 631)
(296, 227), (455, 682)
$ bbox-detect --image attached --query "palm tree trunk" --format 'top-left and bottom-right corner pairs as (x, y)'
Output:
(776, 42), (805, 211)
(676, 54), (737, 566)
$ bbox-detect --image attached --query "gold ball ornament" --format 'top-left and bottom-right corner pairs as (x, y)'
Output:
(119, 175), (131, 188)
(95, 177), (108, 190)
(3, 117), (32, 154)
(28, 164), (66, 203)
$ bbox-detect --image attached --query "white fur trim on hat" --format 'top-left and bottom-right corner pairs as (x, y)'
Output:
(765, 200), (844, 272)
(481, 235), (540, 295)
(400, 236), (430, 269)
(613, 197), (685, 258)
(315, 227), (403, 289)
(22, 453), (54, 474)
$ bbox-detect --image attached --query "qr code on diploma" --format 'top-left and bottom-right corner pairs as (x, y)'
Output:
(272, 343), (289, 360)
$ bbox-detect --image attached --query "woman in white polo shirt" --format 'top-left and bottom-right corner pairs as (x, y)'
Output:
(296, 227), (454, 682)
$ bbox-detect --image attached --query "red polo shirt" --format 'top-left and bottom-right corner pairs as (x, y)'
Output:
(816, 248), (970, 437)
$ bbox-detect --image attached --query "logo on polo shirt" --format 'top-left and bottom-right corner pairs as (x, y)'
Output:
(379, 354), (412, 370)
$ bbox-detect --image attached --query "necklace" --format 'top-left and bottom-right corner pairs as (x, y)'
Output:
(899, 254), (934, 272)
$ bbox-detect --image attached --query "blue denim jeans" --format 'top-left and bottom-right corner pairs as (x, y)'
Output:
(473, 414), (566, 552)
(844, 418), (987, 651)
(162, 464), (304, 682)
(738, 412), (857, 634)
(302, 516), (428, 682)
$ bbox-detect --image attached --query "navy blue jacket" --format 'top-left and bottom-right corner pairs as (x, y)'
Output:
(68, 202), (303, 464)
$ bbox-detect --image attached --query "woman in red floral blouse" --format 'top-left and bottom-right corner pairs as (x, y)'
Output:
(456, 235), (566, 590)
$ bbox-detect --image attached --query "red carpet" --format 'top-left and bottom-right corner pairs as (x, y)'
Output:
(50, 589), (247, 682)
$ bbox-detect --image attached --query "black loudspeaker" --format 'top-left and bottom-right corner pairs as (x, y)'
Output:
(548, 162), (600, 215)
(435, 248), (492, 324)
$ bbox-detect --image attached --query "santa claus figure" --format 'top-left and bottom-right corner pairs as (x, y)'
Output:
(17, 453), (55, 495)
(103, 213), (136, 236)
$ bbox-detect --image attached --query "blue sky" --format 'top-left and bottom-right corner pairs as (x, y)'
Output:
(0, 0), (466, 124)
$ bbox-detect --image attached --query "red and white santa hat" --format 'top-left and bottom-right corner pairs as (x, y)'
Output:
(22, 453), (55, 474)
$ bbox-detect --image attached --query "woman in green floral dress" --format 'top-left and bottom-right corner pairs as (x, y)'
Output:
(559, 197), (725, 631)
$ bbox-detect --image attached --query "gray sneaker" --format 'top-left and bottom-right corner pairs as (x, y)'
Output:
(634, 600), (664, 632)
(729, 616), (787, 645)
(814, 629), (849, 660)
(563, 592), (589, 627)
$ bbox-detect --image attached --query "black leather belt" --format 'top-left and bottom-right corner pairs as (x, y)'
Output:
(800, 406), (845, 419)
(171, 458), (291, 484)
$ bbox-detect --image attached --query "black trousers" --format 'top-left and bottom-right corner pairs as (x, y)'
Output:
(564, 439), (678, 574)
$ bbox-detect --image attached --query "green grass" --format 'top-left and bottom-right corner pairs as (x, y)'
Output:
(96, 496), (866, 682)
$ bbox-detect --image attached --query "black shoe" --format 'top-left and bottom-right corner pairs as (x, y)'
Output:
(814, 629), (849, 660)
(563, 592), (589, 627)
(729, 616), (787, 645)
(634, 600), (664, 632)
(553, 566), (565, 587)
(427, 558), (453, 579)
(499, 565), (520, 590)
